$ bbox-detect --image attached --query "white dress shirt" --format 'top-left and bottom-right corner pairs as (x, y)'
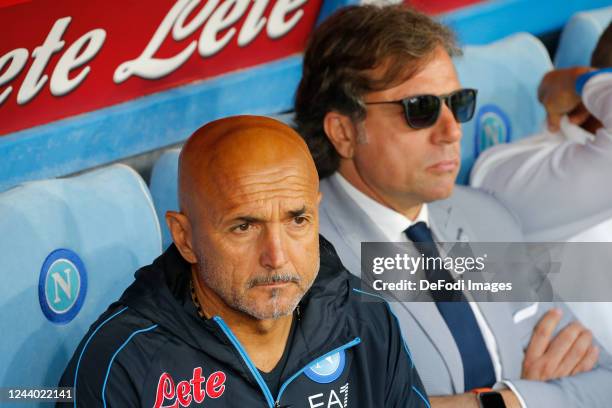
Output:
(470, 73), (612, 354)
(332, 172), (522, 401)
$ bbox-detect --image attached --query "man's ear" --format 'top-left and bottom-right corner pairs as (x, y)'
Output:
(323, 111), (359, 159)
(166, 211), (197, 264)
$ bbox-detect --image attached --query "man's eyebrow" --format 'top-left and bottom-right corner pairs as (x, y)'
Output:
(288, 206), (307, 217)
(228, 206), (309, 223)
(231, 216), (262, 223)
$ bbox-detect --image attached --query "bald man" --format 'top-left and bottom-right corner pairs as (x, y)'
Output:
(58, 116), (429, 408)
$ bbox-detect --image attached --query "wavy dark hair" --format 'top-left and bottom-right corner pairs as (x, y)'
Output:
(294, 4), (460, 178)
(591, 22), (612, 68)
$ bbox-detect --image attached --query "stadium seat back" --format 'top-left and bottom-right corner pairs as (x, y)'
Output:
(150, 148), (181, 249)
(454, 33), (553, 184)
(555, 6), (612, 68)
(0, 164), (162, 406)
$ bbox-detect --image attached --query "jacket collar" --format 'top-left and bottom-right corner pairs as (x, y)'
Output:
(319, 175), (389, 269)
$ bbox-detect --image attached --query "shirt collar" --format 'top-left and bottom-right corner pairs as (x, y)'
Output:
(332, 172), (429, 242)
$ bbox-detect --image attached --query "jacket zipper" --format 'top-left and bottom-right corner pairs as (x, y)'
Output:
(214, 316), (361, 408)
(214, 316), (276, 407)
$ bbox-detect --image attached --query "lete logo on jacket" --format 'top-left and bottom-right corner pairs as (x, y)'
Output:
(154, 367), (226, 407)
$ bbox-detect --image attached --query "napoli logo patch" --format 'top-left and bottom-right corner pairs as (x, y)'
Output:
(38, 248), (87, 324)
(474, 104), (512, 156)
(304, 350), (346, 384)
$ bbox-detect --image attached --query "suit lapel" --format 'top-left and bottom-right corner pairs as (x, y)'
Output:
(319, 176), (389, 274)
(394, 301), (465, 392)
(429, 199), (471, 243)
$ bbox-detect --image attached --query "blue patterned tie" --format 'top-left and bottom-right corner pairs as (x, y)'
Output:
(405, 221), (496, 390)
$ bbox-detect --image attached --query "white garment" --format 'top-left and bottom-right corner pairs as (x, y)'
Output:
(471, 73), (612, 242)
(333, 172), (516, 400)
(470, 73), (612, 353)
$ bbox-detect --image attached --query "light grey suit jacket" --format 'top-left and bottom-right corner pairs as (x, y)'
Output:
(319, 175), (612, 407)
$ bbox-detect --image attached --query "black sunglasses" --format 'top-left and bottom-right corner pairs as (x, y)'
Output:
(364, 88), (478, 129)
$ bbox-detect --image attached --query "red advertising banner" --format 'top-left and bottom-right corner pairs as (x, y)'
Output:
(408, 0), (485, 15)
(0, 0), (322, 136)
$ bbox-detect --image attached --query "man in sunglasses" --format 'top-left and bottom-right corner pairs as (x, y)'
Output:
(295, 4), (612, 408)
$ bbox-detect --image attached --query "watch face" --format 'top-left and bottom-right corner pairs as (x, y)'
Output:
(479, 392), (506, 408)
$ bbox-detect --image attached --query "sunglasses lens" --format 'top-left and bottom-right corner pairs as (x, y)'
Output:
(404, 95), (441, 129)
(449, 89), (477, 123)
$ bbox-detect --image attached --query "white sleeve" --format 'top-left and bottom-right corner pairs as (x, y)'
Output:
(584, 73), (612, 130)
(470, 73), (612, 241)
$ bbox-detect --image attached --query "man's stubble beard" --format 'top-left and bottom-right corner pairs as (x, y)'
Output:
(196, 253), (318, 320)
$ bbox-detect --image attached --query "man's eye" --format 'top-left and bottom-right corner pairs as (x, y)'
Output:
(294, 216), (307, 225)
(234, 223), (251, 232)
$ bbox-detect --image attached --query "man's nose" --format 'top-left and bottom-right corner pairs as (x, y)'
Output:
(259, 225), (289, 270)
(431, 103), (462, 144)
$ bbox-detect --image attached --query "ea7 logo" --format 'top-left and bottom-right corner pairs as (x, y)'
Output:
(153, 367), (226, 407)
(308, 382), (349, 408)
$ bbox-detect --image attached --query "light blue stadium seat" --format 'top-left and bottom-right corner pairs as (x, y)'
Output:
(454, 33), (553, 184)
(150, 148), (181, 249)
(0, 164), (162, 407)
(555, 6), (612, 68)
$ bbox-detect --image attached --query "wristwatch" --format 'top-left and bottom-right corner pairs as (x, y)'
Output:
(471, 388), (506, 408)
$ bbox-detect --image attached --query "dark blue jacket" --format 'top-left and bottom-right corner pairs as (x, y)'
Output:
(58, 237), (429, 407)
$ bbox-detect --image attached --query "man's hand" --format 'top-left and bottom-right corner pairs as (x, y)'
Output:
(538, 67), (593, 132)
(430, 390), (520, 408)
(522, 308), (599, 381)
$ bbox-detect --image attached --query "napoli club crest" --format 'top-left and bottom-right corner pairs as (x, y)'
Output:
(474, 104), (512, 156)
(38, 248), (87, 324)
(305, 350), (346, 384)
